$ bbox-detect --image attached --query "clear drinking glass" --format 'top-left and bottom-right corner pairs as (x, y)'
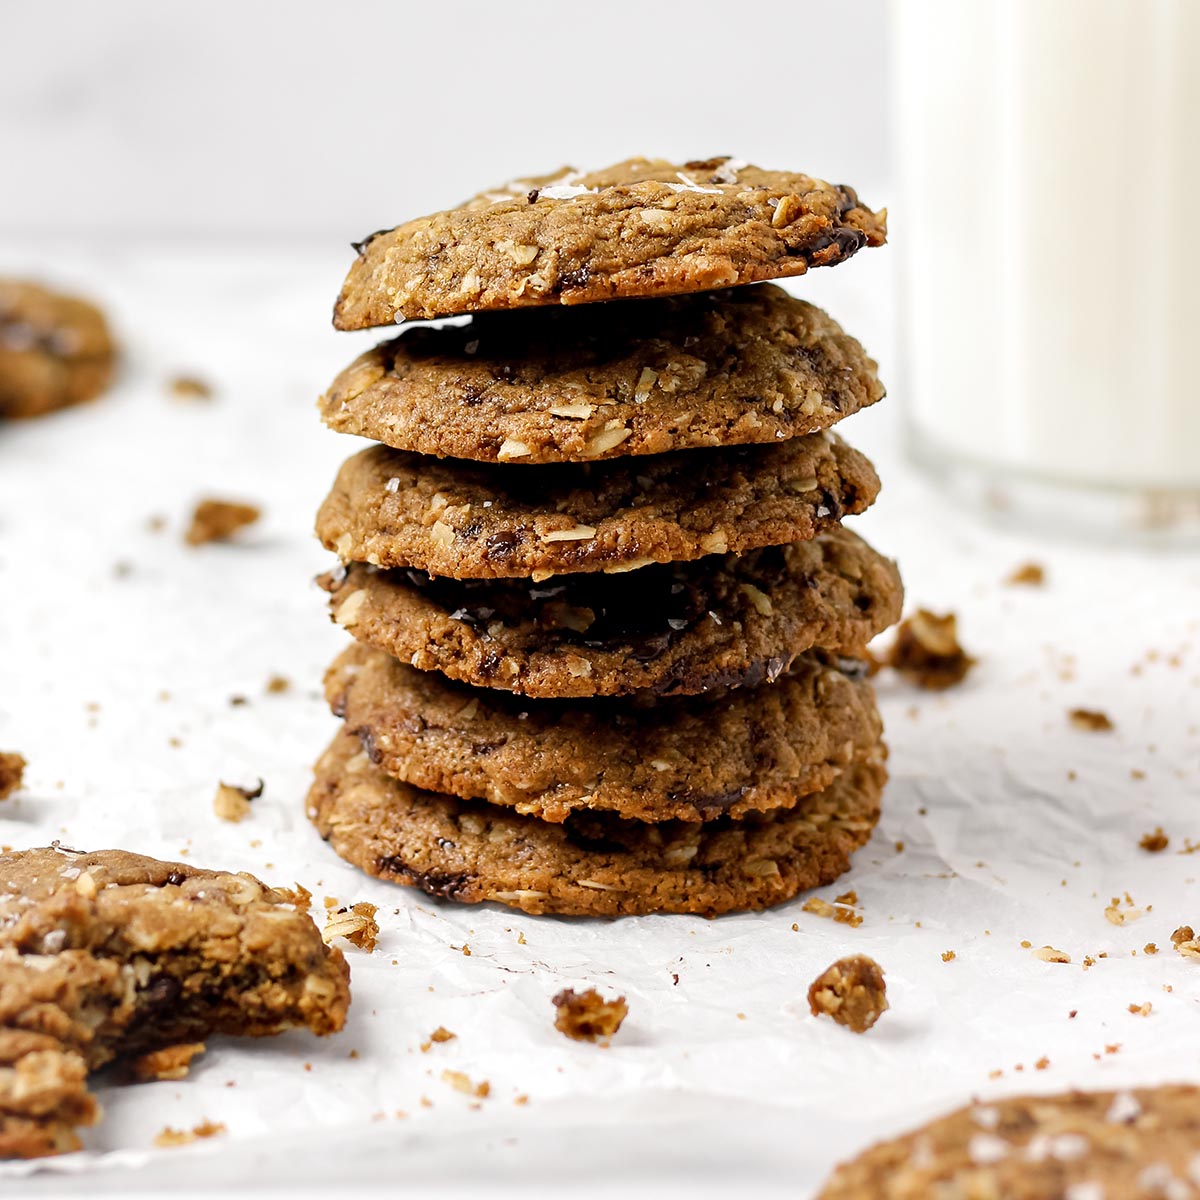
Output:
(891, 0), (1200, 540)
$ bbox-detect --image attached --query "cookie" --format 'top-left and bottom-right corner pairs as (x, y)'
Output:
(817, 1084), (1200, 1200)
(0, 846), (351, 1157)
(325, 641), (882, 823)
(316, 431), (879, 580)
(322, 527), (903, 699)
(319, 286), (884, 463)
(0, 1022), (95, 1159)
(0, 280), (115, 419)
(333, 157), (886, 327)
(308, 729), (885, 917)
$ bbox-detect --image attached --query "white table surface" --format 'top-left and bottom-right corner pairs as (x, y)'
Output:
(1, 240), (1197, 1199)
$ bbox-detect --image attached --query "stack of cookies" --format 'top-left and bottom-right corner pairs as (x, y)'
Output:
(307, 157), (901, 918)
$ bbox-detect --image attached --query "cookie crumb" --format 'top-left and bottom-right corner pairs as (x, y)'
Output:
(185, 498), (261, 546)
(429, 1026), (456, 1044)
(1034, 1056), (1050, 1070)
(129, 1042), (206, 1082)
(886, 609), (976, 690)
(1069, 708), (1114, 733)
(941, 950), (956, 962)
(154, 1119), (226, 1147)
(1033, 945), (1071, 964)
(552, 987), (628, 1043)
(1139, 827), (1169, 852)
(441, 1069), (490, 1098)
(265, 674), (291, 694)
(1005, 561), (1046, 586)
(807, 954), (888, 1033)
(167, 374), (213, 400)
(322, 901), (379, 952)
(1170, 926), (1200, 958)
(213, 779), (262, 823)
(1104, 894), (1147, 926)
(0, 751), (26, 800)
(1128, 1001), (1152, 1017)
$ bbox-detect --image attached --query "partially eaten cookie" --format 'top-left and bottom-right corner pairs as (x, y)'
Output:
(0, 845), (351, 1158)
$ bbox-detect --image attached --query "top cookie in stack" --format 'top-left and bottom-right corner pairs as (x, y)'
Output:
(308, 157), (901, 918)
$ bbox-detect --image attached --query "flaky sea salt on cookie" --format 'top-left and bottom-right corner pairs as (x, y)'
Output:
(817, 1084), (1200, 1200)
(333, 157), (886, 327)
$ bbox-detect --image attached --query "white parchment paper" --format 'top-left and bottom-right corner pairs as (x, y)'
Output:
(0, 243), (1197, 1199)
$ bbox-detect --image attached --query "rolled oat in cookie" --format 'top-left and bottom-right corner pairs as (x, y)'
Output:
(316, 431), (879, 579)
(333, 157), (885, 327)
(0, 846), (350, 1158)
(306, 729), (886, 919)
(321, 526), (903, 700)
(325, 641), (882, 824)
(320, 286), (883, 462)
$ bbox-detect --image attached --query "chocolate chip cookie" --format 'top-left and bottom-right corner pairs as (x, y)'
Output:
(316, 431), (879, 580)
(0, 280), (115, 419)
(321, 527), (903, 699)
(325, 641), (882, 823)
(333, 157), (886, 327)
(817, 1084), (1200, 1200)
(308, 729), (885, 917)
(320, 286), (883, 462)
(0, 846), (351, 1158)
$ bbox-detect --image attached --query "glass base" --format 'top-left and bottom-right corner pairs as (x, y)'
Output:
(906, 425), (1200, 548)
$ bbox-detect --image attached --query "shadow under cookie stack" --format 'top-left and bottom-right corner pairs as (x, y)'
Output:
(307, 157), (901, 918)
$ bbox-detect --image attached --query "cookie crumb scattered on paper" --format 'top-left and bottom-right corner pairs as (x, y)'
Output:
(1068, 708), (1114, 733)
(1033, 946), (1071, 964)
(886, 610), (975, 690)
(441, 1069), (489, 1098)
(1170, 926), (1200, 959)
(213, 779), (262, 823)
(322, 901), (379, 952)
(1005, 561), (1046, 586)
(1139, 827), (1169, 853)
(807, 955), (888, 1033)
(153, 1119), (226, 1148)
(167, 375), (213, 400)
(185, 498), (261, 546)
(0, 751), (26, 801)
(552, 987), (628, 1043)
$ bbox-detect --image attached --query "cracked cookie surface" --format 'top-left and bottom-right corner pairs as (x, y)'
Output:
(0, 846), (350, 1158)
(326, 641), (882, 823)
(320, 286), (883, 462)
(333, 157), (886, 327)
(322, 527), (903, 699)
(308, 729), (885, 917)
(316, 431), (879, 580)
(817, 1084), (1200, 1200)
(0, 280), (115, 419)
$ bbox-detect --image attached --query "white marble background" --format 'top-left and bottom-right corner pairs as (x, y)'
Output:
(2, 0), (889, 239)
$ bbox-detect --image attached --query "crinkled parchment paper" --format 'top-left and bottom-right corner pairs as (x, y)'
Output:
(1, 245), (1196, 1199)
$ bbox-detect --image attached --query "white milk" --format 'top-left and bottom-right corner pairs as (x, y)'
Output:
(891, 0), (1200, 522)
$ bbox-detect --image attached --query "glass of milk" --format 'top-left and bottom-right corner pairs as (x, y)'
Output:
(891, 0), (1200, 539)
